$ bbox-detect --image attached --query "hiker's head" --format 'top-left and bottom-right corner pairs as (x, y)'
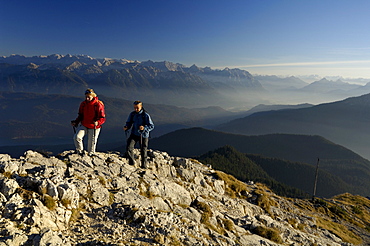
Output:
(133, 100), (143, 112)
(85, 88), (96, 101)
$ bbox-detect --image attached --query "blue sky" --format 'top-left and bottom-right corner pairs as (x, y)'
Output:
(2, 0), (370, 78)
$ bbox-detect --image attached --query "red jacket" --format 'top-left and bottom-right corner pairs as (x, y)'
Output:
(75, 97), (106, 129)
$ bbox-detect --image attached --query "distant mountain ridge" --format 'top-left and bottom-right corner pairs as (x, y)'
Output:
(254, 75), (308, 90)
(0, 54), (264, 107)
(301, 78), (360, 93)
(0, 54), (131, 66)
(0, 54), (260, 81)
(0, 55), (260, 85)
(215, 92), (370, 159)
(244, 103), (313, 116)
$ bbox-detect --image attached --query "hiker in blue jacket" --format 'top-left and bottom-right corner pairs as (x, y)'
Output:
(124, 101), (154, 168)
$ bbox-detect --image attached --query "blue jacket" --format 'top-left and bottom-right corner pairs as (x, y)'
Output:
(125, 110), (154, 138)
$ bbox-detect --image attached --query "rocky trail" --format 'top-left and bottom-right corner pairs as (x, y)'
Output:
(0, 149), (368, 245)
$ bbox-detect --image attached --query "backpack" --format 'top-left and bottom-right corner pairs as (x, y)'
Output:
(94, 100), (106, 121)
(141, 108), (151, 138)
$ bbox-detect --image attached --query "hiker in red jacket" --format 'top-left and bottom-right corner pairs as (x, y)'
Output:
(71, 88), (106, 156)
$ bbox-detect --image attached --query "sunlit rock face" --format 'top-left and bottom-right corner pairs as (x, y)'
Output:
(0, 149), (367, 245)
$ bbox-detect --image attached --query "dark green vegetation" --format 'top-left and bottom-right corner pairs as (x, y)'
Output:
(198, 146), (309, 198)
(245, 154), (356, 198)
(151, 128), (370, 197)
(198, 145), (359, 198)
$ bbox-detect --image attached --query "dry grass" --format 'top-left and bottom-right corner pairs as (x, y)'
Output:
(192, 199), (213, 224)
(168, 235), (182, 246)
(191, 199), (224, 233)
(61, 198), (72, 207)
(293, 194), (367, 245)
(17, 187), (35, 200)
(39, 186), (47, 195)
(214, 171), (249, 198)
(43, 194), (56, 210)
(316, 217), (362, 245)
(2, 171), (12, 178)
(69, 202), (86, 223)
(252, 226), (283, 244)
(221, 218), (235, 231)
(332, 193), (370, 231)
(109, 192), (115, 205)
(98, 176), (106, 186)
(253, 184), (278, 216)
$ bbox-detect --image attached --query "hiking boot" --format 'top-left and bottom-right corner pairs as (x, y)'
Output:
(129, 160), (136, 166)
(141, 162), (149, 169)
(120, 152), (129, 158)
(147, 150), (155, 159)
(88, 152), (98, 158)
(75, 150), (85, 156)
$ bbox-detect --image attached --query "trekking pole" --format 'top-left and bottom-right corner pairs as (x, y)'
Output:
(72, 125), (76, 134)
(140, 132), (143, 167)
(312, 157), (320, 202)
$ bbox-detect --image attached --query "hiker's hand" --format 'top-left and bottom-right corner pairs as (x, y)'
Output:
(139, 125), (144, 131)
(71, 120), (77, 127)
(94, 121), (98, 126)
(123, 126), (128, 131)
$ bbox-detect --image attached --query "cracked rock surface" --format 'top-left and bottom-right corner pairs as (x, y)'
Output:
(0, 149), (367, 245)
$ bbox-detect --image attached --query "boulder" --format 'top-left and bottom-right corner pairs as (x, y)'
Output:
(0, 178), (20, 199)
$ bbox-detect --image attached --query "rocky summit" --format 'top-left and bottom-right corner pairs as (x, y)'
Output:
(0, 149), (369, 246)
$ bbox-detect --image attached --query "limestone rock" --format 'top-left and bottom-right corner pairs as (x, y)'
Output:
(0, 178), (20, 199)
(0, 149), (366, 245)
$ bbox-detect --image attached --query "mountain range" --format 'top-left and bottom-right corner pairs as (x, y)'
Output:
(215, 92), (370, 160)
(3, 54), (370, 109)
(255, 74), (370, 107)
(0, 54), (263, 108)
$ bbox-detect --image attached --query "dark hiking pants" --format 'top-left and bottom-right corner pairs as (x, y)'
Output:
(126, 134), (149, 167)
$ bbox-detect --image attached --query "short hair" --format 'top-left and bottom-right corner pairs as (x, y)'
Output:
(133, 100), (142, 105)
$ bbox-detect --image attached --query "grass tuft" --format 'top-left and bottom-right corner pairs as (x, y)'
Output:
(61, 198), (72, 207)
(253, 184), (278, 216)
(252, 226), (283, 244)
(214, 171), (248, 198)
(43, 194), (56, 210)
(69, 202), (86, 223)
(98, 176), (106, 186)
(2, 171), (13, 178)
